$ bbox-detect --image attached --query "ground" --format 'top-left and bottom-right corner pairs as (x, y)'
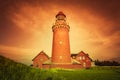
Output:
(0, 55), (120, 80)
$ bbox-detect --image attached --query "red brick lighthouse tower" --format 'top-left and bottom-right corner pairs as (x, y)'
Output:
(52, 11), (71, 64)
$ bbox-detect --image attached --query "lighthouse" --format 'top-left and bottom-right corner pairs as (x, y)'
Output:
(52, 11), (71, 64)
(32, 11), (92, 69)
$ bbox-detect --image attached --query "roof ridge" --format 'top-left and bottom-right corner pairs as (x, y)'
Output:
(32, 51), (49, 61)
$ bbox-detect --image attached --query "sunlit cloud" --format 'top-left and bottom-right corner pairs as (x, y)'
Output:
(0, 0), (120, 64)
(0, 45), (37, 64)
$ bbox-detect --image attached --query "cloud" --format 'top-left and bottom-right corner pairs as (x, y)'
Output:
(0, 44), (36, 64)
(0, 0), (120, 64)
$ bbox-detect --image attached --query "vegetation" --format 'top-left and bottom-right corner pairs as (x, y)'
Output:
(0, 55), (120, 80)
(95, 59), (120, 66)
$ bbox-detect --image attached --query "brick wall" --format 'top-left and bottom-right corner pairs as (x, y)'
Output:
(42, 64), (83, 69)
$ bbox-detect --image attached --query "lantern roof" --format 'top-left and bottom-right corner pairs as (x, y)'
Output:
(56, 11), (66, 18)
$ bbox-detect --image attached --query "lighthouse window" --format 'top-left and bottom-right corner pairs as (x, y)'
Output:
(59, 41), (62, 44)
(60, 56), (62, 59)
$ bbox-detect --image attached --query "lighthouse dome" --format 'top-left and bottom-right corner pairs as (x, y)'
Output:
(56, 11), (66, 20)
(56, 11), (66, 18)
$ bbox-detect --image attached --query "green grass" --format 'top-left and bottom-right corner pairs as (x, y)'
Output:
(0, 55), (120, 80)
(56, 67), (120, 80)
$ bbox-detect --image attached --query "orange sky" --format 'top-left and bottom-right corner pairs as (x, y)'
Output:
(0, 0), (120, 65)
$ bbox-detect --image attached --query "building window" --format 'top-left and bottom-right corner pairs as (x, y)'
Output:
(40, 58), (43, 61)
(80, 56), (82, 60)
(83, 56), (85, 60)
(83, 62), (86, 67)
(72, 56), (75, 59)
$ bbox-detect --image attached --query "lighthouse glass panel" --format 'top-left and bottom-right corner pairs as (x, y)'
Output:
(57, 15), (65, 20)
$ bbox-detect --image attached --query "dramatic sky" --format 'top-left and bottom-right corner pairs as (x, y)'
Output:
(0, 0), (120, 65)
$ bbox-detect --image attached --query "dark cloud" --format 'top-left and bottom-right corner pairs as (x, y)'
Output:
(52, 0), (120, 37)
(0, 0), (32, 48)
(83, 0), (120, 22)
(1, 0), (120, 23)
(0, 0), (120, 41)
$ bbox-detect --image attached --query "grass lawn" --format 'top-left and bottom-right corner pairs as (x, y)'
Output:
(54, 67), (120, 80)
(0, 55), (120, 80)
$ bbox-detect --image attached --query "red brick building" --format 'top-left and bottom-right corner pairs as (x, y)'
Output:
(32, 51), (92, 68)
(32, 51), (49, 68)
(71, 51), (92, 68)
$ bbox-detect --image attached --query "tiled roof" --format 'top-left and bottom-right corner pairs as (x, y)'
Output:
(71, 51), (92, 61)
